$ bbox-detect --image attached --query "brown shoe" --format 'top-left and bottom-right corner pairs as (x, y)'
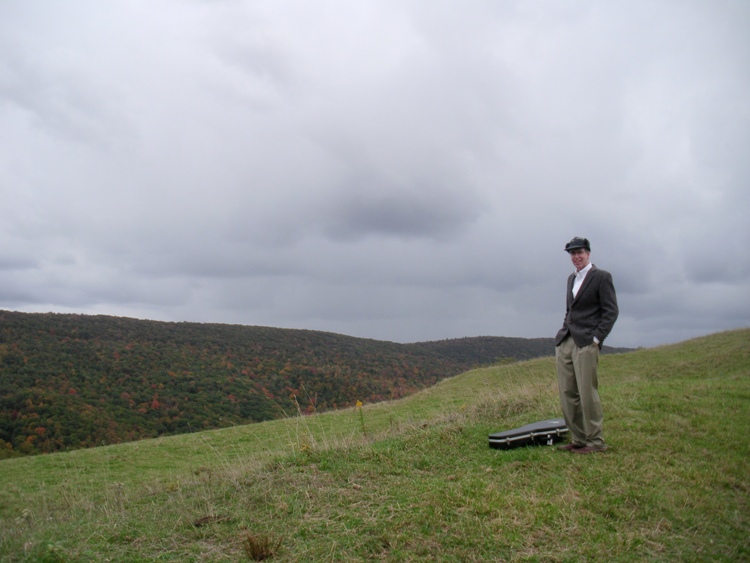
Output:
(557, 443), (585, 451)
(571, 444), (608, 454)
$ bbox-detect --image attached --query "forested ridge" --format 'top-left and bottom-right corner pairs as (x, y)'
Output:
(0, 310), (629, 457)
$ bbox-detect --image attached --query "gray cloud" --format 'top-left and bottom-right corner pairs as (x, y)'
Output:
(1, 0), (748, 348)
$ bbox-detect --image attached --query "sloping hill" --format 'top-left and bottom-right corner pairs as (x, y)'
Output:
(0, 329), (746, 561)
(0, 310), (632, 457)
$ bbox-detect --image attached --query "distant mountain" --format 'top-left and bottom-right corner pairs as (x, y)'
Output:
(0, 310), (629, 457)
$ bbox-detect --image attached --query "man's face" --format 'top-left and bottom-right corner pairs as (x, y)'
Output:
(569, 248), (590, 272)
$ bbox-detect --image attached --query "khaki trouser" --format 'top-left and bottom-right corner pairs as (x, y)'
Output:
(555, 336), (605, 447)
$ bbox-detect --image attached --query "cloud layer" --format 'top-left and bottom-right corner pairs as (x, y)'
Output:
(2, 0), (749, 347)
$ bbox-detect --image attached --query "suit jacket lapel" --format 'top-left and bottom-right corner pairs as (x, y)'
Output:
(566, 274), (575, 308)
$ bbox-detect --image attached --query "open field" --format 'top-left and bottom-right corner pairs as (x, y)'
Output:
(1, 329), (748, 561)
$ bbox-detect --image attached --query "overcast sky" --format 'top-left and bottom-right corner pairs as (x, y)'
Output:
(1, 1), (748, 348)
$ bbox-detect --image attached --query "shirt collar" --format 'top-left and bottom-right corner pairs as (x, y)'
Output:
(575, 263), (593, 277)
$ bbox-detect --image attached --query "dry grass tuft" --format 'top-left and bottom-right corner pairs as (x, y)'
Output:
(242, 532), (282, 561)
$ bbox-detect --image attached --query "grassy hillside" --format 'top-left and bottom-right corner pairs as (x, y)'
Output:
(0, 329), (747, 561)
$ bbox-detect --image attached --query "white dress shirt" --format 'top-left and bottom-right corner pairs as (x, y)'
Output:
(572, 263), (593, 298)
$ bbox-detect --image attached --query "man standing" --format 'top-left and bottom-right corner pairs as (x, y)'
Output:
(555, 237), (619, 454)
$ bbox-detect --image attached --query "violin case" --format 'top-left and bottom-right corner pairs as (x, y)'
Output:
(488, 419), (569, 449)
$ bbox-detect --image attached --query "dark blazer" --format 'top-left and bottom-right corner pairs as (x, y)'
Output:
(554, 265), (619, 348)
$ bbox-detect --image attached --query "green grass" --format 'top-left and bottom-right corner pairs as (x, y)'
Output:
(1, 329), (748, 562)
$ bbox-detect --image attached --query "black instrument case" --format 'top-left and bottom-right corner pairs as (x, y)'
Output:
(489, 419), (569, 449)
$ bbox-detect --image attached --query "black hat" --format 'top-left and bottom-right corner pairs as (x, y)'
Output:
(564, 237), (590, 252)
